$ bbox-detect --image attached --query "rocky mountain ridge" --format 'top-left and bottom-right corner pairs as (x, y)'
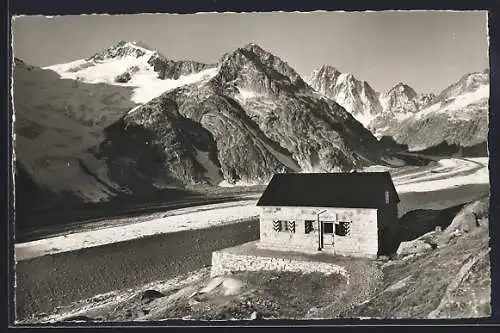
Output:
(131, 43), (386, 183)
(308, 66), (436, 125)
(308, 65), (489, 152)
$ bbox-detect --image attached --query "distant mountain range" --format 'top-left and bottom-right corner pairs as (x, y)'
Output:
(14, 41), (391, 214)
(308, 65), (489, 151)
(13, 40), (489, 216)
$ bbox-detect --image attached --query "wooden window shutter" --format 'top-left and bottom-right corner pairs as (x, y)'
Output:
(341, 222), (351, 235)
(335, 222), (351, 236)
(273, 220), (282, 232)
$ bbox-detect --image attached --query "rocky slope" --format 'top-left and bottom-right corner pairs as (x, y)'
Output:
(343, 196), (490, 319)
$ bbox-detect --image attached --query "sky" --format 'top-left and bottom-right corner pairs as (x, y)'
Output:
(12, 11), (488, 94)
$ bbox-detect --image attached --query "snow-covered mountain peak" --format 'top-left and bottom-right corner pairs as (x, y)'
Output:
(87, 40), (157, 62)
(45, 42), (218, 105)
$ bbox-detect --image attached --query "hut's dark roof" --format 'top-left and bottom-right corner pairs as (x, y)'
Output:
(257, 172), (400, 209)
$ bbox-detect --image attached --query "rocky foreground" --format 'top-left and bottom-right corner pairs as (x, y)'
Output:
(23, 196), (490, 322)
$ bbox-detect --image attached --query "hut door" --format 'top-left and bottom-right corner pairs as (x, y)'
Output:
(321, 221), (335, 250)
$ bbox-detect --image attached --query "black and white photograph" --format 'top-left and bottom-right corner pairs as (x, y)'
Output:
(11, 10), (490, 323)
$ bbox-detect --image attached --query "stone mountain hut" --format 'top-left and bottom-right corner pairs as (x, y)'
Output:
(256, 172), (400, 258)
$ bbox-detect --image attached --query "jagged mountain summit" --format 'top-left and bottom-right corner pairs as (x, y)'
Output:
(307, 66), (436, 129)
(379, 82), (435, 114)
(308, 65), (382, 127)
(87, 40), (154, 61)
(220, 43), (311, 95)
(369, 82), (436, 138)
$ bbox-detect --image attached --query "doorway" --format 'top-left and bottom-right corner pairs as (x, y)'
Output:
(320, 221), (335, 250)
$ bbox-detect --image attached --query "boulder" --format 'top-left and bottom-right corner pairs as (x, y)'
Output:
(114, 71), (132, 83)
(439, 197), (489, 245)
(140, 289), (165, 304)
(397, 239), (433, 256)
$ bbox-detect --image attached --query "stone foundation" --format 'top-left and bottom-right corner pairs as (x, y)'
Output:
(211, 251), (348, 279)
(210, 241), (383, 289)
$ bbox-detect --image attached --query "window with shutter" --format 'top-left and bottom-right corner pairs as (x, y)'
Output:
(273, 220), (296, 233)
(304, 220), (314, 234)
(335, 222), (351, 236)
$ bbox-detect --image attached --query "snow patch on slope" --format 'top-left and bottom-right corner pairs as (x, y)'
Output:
(415, 85), (489, 121)
(129, 67), (219, 105)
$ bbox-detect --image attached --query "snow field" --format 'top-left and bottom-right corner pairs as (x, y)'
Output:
(45, 44), (219, 106)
